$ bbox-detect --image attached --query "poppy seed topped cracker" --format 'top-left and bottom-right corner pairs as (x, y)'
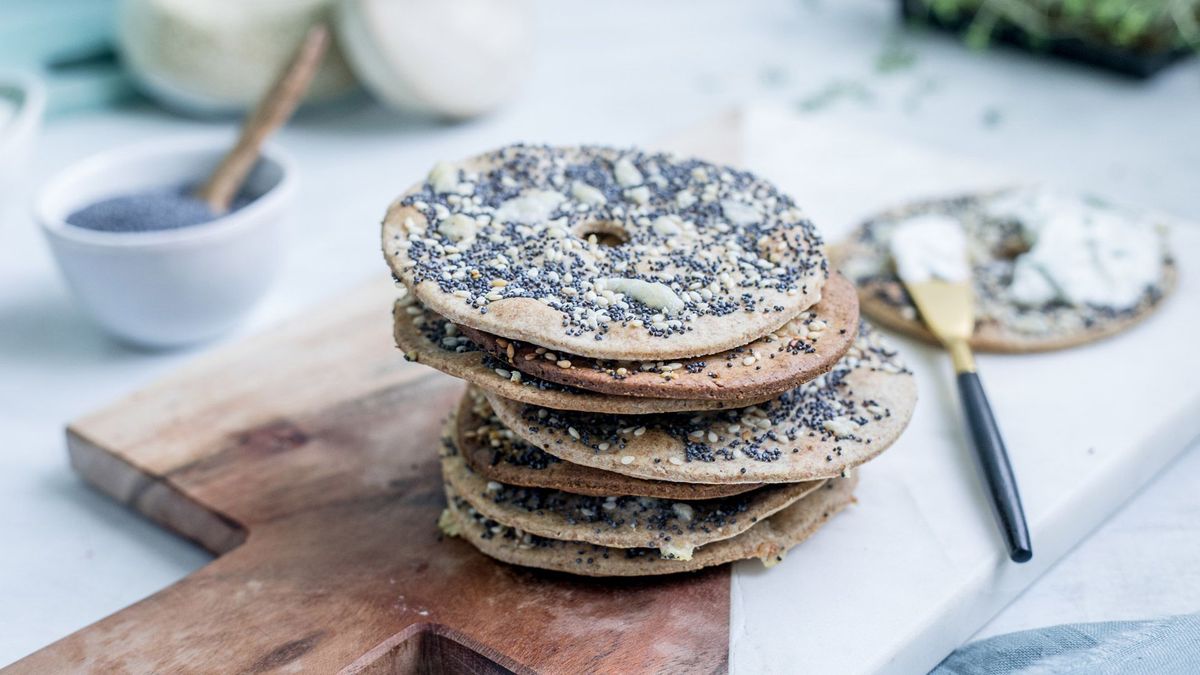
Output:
(834, 188), (1176, 353)
(442, 428), (822, 560)
(383, 144), (827, 361)
(439, 475), (858, 577)
(384, 142), (926, 579)
(485, 323), (916, 484)
(454, 389), (762, 500)
(458, 273), (859, 402)
(394, 291), (777, 414)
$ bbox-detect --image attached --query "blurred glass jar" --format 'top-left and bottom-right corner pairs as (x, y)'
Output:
(117, 0), (358, 116)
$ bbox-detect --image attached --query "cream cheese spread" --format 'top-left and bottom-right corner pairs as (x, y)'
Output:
(887, 213), (970, 284)
(989, 190), (1164, 309)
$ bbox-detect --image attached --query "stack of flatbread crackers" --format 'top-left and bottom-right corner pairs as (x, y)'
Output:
(383, 144), (918, 576)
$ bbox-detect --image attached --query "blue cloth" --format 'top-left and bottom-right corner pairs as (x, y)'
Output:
(932, 613), (1200, 675)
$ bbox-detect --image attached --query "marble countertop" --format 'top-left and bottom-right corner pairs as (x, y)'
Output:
(2, 0), (1198, 667)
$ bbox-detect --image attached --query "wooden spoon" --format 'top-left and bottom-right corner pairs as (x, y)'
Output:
(195, 22), (331, 214)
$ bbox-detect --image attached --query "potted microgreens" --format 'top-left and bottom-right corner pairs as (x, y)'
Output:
(901, 0), (1199, 77)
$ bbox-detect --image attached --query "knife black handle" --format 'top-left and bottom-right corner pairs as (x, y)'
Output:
(957, 371), (1033, 563)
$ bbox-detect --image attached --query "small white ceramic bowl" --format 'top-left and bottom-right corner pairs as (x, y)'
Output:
(36, 137), (295, 348)
(0, 72), (46, 202)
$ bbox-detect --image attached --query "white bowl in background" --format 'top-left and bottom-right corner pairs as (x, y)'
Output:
(0, 71), (46, 204)
(36, 137), (295, 348)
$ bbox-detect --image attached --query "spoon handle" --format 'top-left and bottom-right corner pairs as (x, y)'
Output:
(196, 22), (330, 214)
(957, 371), (1033, 563)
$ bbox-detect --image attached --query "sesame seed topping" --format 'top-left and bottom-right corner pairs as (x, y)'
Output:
(507, 322), (909, 469)
(390, 144), (826, 347)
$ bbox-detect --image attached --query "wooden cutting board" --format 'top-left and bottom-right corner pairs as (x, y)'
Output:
(6, 282), (729, 675)
(5, 116), (744, 674)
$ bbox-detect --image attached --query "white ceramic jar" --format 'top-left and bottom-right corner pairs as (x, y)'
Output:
(36, 137), (295, 348)
(117, 0), (533, 119)
(117, 0), (357, 115)
(335, 0), (534, 119)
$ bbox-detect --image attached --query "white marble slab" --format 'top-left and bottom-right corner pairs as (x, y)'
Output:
(729, 105), (1200, 674)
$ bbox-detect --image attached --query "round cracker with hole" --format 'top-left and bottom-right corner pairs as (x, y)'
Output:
(443, 429), (822, 559)
(382, 144), (827, 361)
(485, 323), (916, 484)
(455, 388), (761, 500)
(832, 189), (1177, 353)
(458, 273), (859, 402)
(440, 475), (857, 577)
(394, 292), (778, 414)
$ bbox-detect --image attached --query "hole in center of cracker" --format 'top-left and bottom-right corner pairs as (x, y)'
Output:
(574, 221), (630, 248)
